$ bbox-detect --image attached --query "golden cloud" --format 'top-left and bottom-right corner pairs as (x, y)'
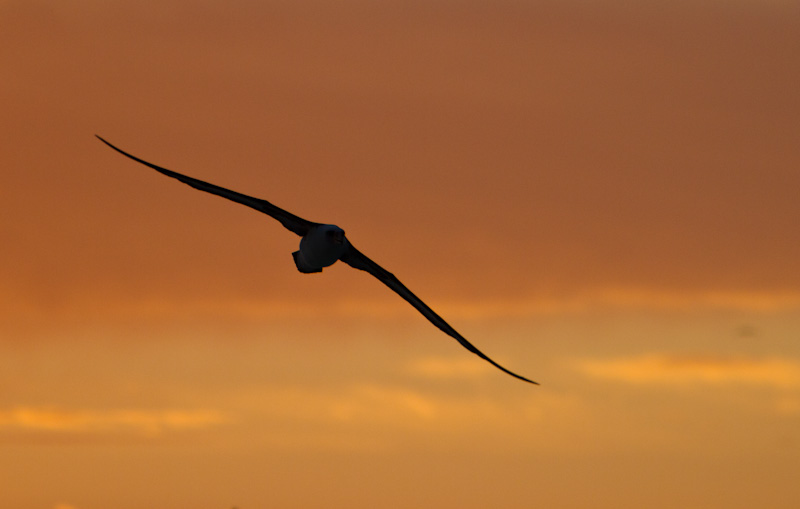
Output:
(406, 356), (492, 379)
(577, 354), (800, 388)
(0, 407), (229, 436)
(4, 288), (800, 330)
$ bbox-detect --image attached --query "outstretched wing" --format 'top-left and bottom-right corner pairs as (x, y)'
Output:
(340, 244), (538, 385)
(96, 135), (320, 236)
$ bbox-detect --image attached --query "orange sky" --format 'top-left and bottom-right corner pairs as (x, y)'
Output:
(2, 1), (799, 508)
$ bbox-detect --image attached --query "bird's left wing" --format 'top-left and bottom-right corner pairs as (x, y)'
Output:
(96, 135), (319, 236)
(340, 244), (538, 385)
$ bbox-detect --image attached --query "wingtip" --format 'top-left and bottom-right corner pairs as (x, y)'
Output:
(519, 375), (540, 386)
(95, 134), (113, 148)
(497, 363), (539, 385)
(95, 135), (134, 160)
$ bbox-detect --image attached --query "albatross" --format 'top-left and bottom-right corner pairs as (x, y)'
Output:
(97, 135), (537, 385)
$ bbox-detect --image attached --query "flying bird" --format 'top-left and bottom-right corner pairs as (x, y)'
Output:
(97, 135), (537, 385)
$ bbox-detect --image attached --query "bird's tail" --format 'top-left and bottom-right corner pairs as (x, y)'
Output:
(292, 251), (322, 274)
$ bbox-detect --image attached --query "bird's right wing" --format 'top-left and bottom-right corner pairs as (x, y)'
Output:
(341, 244), (538, 385)
(96, 136), (320, 237)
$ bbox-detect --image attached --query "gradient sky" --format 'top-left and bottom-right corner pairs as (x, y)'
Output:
(2, 1), (799, 508)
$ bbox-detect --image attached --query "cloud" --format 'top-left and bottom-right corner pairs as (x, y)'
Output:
(328, 385), (439, 422)
(576, 354), (800, 389)
(5, 288), (800, 334)
(232, 384), (441, 426)
(0, 407), (229, 436)
(406, 356), (492, 380)
(228, 381), (577, 450)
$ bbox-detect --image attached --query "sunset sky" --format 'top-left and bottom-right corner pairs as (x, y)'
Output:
(2, 0), (799, 508)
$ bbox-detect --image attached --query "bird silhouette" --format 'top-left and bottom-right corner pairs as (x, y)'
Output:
(97, 135), (537, 384)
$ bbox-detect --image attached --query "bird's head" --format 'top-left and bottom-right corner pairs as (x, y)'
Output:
(323, 225), (346, 245)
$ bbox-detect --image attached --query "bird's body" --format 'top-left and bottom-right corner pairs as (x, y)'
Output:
(97, 135), (537, 385)
(294, 224), (347, 273)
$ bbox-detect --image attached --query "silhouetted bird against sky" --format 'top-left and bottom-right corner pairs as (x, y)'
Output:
(97, 135), (537, 385)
